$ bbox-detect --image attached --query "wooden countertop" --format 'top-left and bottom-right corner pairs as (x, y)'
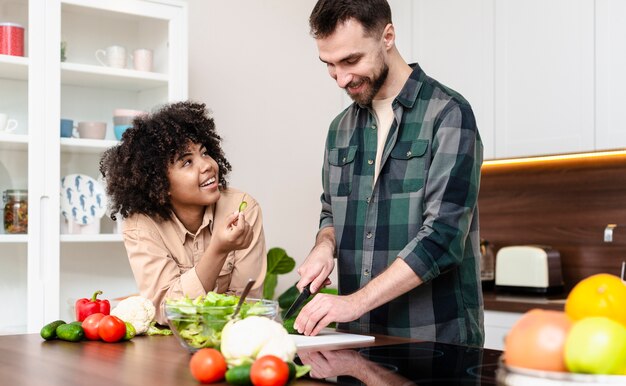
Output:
(482, 290), (567, 313)
(0, 333), (417, 386)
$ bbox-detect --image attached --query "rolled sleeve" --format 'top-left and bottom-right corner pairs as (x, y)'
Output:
(398, 103), (481, 283)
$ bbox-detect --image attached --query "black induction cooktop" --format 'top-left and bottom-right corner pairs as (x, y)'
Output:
(296, 341), (502, 385)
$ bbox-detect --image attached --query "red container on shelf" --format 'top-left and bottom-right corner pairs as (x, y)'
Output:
(0, 22), (25, 57)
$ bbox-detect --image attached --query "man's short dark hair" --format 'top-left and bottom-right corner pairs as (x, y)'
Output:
(309, 0), (392, 39)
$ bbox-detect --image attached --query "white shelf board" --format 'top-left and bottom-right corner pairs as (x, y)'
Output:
(60, 233), (123, 243)
(0, 134), (29, 151)
(61, 62), (168, 91)
(0, 234), (28, 243)
(61, 137), (118, 154)
(62, 0), (176, 20)
(0, 55), (29, 81)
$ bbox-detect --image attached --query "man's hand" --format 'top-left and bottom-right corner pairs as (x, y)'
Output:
(294, 292), (364, 336)
(296, 227), (336, 293)
(295, 259), (423, 336)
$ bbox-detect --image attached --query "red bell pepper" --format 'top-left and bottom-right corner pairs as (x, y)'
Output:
(75, 290), (111, 322)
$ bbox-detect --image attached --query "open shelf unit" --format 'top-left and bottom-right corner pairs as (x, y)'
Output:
(0, 0), (188, 334)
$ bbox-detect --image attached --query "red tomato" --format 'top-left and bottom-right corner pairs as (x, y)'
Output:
(98, 315), (126, 343)
(250, 355), (290, 386)
(189, 348), (227, 383)
(82, 312), (105, 340)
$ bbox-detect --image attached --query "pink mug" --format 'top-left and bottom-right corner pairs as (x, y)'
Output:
(132, 48), (153, 72)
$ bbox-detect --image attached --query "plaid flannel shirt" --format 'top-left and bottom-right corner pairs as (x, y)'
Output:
(319, 63), (484, 346)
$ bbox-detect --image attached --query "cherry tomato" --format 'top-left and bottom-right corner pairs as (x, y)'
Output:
(250, 355), (290, 386)
(189, 348), (227, 383)
(98, 315), (126, 343)
(82, 312), (105, 340)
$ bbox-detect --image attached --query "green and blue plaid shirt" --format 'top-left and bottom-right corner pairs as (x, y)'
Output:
(320, 63), (484, 346)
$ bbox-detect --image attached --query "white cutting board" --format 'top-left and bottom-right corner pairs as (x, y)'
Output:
(290, 328), (375, 348)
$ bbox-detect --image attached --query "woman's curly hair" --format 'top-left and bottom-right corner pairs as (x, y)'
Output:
(99, 101), (232, 222)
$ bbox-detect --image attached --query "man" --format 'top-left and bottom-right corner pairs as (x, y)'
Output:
(294, 0), (484, 346)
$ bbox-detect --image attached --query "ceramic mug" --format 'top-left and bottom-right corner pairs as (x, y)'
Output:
(95, 45), (126, 69)
(0, 113), (18, 133)
(113, 116), (135, 126)
(77, 121), (107, 139)
(132, 48), (153, 72)
(60, 118), (78, 138)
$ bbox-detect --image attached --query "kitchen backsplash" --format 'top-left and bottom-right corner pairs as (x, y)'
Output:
(479, 153), (626, 292)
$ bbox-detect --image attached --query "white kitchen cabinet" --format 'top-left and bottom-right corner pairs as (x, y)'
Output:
(393, 0), (626, 160)
(0, 0), (187, 334)
(595, 0), (626, 150)
(405, 0), (496, 159)
(484, 310), (522, 350)
(494, 0), (595, 158)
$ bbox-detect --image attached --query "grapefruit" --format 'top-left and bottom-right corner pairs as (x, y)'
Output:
(504, 309), (573, 372)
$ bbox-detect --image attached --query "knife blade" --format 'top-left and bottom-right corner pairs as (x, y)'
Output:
(283, 283), (311, 320)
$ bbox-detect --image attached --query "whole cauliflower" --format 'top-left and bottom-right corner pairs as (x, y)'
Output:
(220, 316), (296, 366)
(111, 296), (156, 335)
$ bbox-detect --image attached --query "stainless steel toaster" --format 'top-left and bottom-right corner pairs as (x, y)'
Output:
(494, 245), (564, 294)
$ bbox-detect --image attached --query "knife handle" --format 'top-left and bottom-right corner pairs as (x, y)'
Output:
(302, 283), (312, 296)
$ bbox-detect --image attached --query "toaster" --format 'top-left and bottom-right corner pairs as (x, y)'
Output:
(494, 245), (564, 294)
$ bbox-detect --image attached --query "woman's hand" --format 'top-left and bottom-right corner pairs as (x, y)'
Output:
(212, 211), (253, 254)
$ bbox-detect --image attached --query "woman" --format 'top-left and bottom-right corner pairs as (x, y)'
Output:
(100, 101), (266, 324)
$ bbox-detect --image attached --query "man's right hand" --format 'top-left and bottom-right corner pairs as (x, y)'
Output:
(296, 227), (336, 293)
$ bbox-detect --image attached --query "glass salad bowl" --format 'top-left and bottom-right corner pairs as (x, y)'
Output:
(165, 292), (278, 352)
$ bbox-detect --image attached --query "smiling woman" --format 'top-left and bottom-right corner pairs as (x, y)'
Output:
(99, 101), (267, 325)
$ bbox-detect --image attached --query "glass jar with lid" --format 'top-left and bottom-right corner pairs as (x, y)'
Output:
(3, 189), (28, 234)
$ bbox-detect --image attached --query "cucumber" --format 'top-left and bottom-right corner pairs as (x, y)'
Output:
(287, 361), (296, 381)
(40, 320), (66, 340)
(69, 321), (83, 327)
(124, 321), (136, 341)
(225, 363), (252, 385)
(56, 323), (85, 342)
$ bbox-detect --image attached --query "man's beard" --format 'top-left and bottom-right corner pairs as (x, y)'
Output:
(345, 62), (389, 106)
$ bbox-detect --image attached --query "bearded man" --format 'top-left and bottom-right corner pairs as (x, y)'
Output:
(293, 0), (485, 347)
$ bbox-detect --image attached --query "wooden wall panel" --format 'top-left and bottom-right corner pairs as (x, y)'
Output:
(479, 154), (626, 292)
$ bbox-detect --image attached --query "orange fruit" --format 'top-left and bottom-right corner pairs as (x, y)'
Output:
(504, 309), (573, 372)
(565, 273), (626, 326)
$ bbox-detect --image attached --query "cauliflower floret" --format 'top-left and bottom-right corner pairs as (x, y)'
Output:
(111, 296), (156, 335)
(221, 316), (296, 367)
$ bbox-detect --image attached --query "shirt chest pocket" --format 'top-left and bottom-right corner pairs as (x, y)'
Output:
(328, 146), (357, 197)
(387, 140), (429, 193)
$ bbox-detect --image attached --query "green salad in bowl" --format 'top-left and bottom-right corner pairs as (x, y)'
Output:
(165, 292), (278, 352)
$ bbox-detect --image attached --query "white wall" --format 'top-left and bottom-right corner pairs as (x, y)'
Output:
(187, 1), (342, 296)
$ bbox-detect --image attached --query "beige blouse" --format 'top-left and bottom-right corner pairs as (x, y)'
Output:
(122, 188), (267, 324)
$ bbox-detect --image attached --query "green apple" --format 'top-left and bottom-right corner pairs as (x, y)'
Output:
(564, 316), (626, 375)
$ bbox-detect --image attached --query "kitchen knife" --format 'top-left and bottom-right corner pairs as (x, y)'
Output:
(283, 283), (311, 320)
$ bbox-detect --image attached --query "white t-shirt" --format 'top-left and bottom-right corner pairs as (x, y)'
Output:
(372, 96), (395, 183)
